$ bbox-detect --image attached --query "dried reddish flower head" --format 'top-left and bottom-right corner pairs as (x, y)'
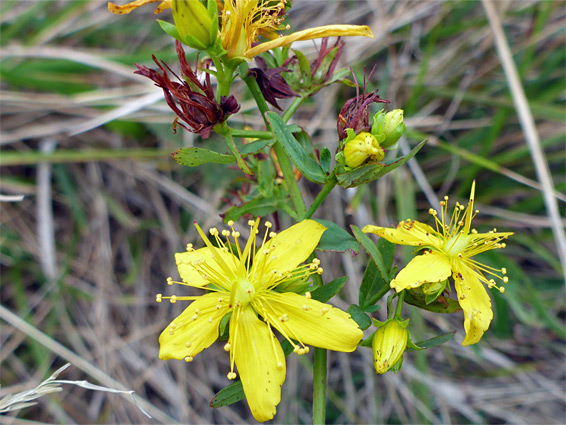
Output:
(247, 56), (298, 110)
(135, 41), (240, 139)
(337, 67), (389, 141)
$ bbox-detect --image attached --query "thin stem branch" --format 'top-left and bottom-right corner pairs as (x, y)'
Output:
(305, 177), (337, 219)
(230, 128), (273, 139)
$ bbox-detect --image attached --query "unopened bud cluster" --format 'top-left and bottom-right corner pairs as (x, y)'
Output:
(341, 109), (406, 169)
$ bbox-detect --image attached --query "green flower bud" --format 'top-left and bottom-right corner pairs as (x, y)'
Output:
(381, 109), (406, 148)
(343, 132), (384, 168)
(372, 319), (409, 374)
(172, 0), (215, 50)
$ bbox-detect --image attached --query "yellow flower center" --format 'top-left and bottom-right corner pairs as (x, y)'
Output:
(233, 277), (256, 305)
(443, 232), (473, 258)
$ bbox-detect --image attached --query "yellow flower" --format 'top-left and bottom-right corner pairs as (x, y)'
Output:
(107, 0), (170, 15)
(108, 0), (374, 59)
(219, 0), (374, 59)
(157, 219), (363, 422)
(362, 182), (512, 346)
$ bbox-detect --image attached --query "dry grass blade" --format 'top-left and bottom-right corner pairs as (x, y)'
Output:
(482, 0), (566, 281)
(0, 305), (178, 424)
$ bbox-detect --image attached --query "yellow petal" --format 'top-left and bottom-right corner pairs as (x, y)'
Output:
(363, 221), (440, 248)
(454, 264), (493, 346)
(245, 25), (374, 58)
(175, 247), (238, 289)
(257, 292), (363, 352)
(158, 292), (229, 360)
(390, 251), (451, 292)
(108, 0), (170, 15)
(231, 307), (285, 422)
(250, 220), (326, 287)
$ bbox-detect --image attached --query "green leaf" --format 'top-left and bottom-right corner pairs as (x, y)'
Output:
(293, 49), (312, 88)
(310, 277), (348, 303)
(210, 381), (245, 408)
(336, 140), (426, 188)
(314, 219), (359, 255)
(359, 260), (390, 310)
(347, 304), (372, 330)
(266, 112), (326, 184)
(404, 291), (462, 314)
(172, 147), (235, 167)
(239, 138), (274, 155)
(351, 225), (389, 282)
(412, 332), (456, 350)
(320, 147), (332, 176)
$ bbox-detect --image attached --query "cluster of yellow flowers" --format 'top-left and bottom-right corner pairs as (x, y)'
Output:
(108, 1), (513, 422)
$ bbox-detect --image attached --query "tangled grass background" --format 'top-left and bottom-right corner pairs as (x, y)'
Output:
(1, 1), (565, 423)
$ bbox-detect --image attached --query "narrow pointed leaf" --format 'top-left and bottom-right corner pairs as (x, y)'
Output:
(266, 112), (326, 183)
(172, 147), (235, 167)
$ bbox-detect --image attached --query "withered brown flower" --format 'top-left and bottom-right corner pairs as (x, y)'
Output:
(247, 56), (298, 110)
(337, 67), (389, 141)
(135, 41), (240, 139)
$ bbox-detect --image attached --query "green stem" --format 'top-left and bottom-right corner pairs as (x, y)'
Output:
(242, 69), (306, 217)
(282, 96), (306, 123)
(230, 128), (273, 139)
(216, 123), (252, 175)
(305, 177), (337, 219)
(312, 347), (327, 425)
(394, 291), (406, 319)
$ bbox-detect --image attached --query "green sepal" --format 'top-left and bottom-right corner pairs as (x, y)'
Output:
(157, 20), (184, 44)
(314, 219), (359, 255)
(390, 355), (404, 373)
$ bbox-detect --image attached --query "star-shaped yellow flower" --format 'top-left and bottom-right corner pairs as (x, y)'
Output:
(109, 0), (373, 59)
(363, 182), (512, 346)
(157, 219), (362, 422)
(219, 0), (373, 59)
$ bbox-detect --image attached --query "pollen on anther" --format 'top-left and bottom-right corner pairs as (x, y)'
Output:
(186, 243), (194, 251)
(302, 304), (310, 311)
(499, 287), (505, 293)
(185, 342), (192, 348)
(224, 343), (231, 351)
(227, 372), (237, 380)
(503, 277), (509, 283)
(501, 268), (507, 274)
(227, 220), (234, 226)
(191, 314), (198, 321)
(317, 268), (324, 275)
(248, 219), (255, 226)
(269, 231), (277, 238)
(170, 295), (177, 304)
(265, 221), (272, 228)
(167, 277), (173, 285)
(185, 356), (193, 362)
(277, 362), (284, 369)
(156, 294), (162, 303)
(305, 292), (311, 299)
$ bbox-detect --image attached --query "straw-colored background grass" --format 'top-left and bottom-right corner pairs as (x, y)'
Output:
(1, 1), (565, 423)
